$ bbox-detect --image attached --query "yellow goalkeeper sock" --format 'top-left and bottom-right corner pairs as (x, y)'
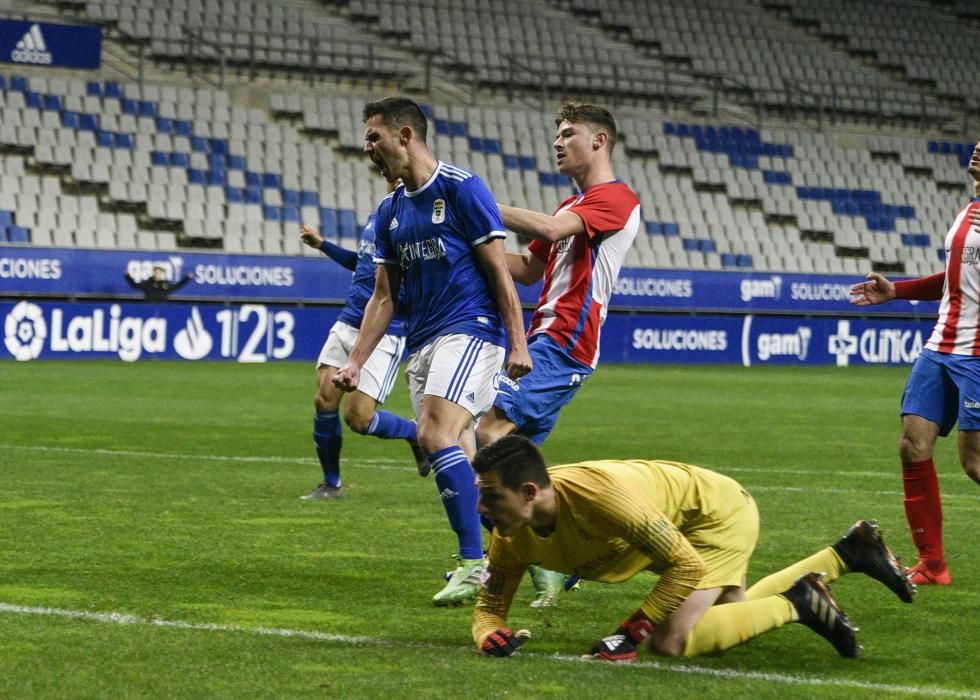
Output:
(745, 547), (846, 600)
(682, 596), (795, 656)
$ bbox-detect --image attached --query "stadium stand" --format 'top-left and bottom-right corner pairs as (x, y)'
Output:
(0, 0), (977, 277)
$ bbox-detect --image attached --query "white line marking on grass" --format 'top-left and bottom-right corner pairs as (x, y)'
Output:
(1, 602), (977, 698)
(4, 444), (980, 502)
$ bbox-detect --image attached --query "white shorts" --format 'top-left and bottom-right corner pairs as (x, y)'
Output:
(405, 333), (505, 419)
(317, 320), (405, 403)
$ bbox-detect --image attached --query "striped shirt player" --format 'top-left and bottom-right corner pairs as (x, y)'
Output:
(488, 180), (640, 446)
(849, 148), (980, 589)
(300, 206), (423, 501)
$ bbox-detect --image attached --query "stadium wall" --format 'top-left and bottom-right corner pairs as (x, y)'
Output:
(1, 248), (937, 366)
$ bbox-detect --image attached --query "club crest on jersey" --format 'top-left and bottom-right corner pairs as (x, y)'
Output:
(432, 199), (446, 224)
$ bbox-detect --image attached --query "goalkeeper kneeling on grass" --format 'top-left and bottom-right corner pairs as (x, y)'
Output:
(472, 435), (916, 661)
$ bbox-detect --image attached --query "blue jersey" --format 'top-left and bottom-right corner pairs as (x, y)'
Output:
(373, 162), (507, 354)
(333, 214), (405, 337)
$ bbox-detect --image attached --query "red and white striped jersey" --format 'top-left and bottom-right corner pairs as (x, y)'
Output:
(927, 199), (980, 355)
(526, 181), (640, 367)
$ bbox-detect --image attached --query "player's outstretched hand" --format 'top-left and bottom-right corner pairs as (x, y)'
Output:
(479, 628), (531, 657)
(300, 224), (324, 249)
(849, 272), (895, 306)
(332, 362), (361, 393)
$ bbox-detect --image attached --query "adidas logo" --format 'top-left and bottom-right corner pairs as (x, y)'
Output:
(11, 24), (53, 65)
(388, 216), (399, 231)
(439, 488), (458, 500)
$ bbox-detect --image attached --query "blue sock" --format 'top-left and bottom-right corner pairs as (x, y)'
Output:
(365, 411), (417, 441)
(430, 446), (483, 560)
(313, 410), (342, 487)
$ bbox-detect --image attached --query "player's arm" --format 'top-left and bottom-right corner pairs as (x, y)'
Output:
(332, 263), (400, 392)
(474, 239), (532, 380)
(300, 224), (358, 271)
(122, 273), (142, 291)
(505, 251), (546, 286)
(591, 494), (707, 624)
(850, 271), (944, 305)
(472, 538), (527, 655)
(170, 274), (194, 292)
(499, 204), (584, 243)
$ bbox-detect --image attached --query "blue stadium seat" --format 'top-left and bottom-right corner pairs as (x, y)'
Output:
(103, 81), (122, 98)
(537, 172), (555, 186)
(282, 207), (300, 223)
(418, 103), (435, 120)
(208, 153), (226, 171)
(245, 171), (261, 187)
(469, 137), (483, 151)
(227, 155), (246, 170)
(8, 226), (30, 243)
(449, 121), (467, 137)
(115, 133), (133, 149)
(61, 112), (80, 129)
(210, 139), (227, 155)
(121, 99), (137, 115)
(0, 227), (6, 243)
(736, 254), (753, 268)
(682, 238), (699, 252)
(171, 152), (189, 168)
(519, 156), (536, 170)
(263, 205), (282, 221)
(138, 101), (157, 118)
(502, 154), (519, 169)
(151, 151), (169, 166)
(86, 81), (102, 97)
(43, 94), (63, 111)
(0, 210), (13, 227)
(321, 207), (338, 234)
(206, 170), (225, 185)
(244, 188), (261, 204)
(483, 139), (502, 155)
(662, 223), (680, 236)
(434, 119), (450, 135)
(0, 75), (7, 91)
(188, 169), (206, 185)
(79, 114), (98, 131)
(25, 91), (42, 109)
(174, 120), (193, 137)
(337, 209), (358, 238)
(156, 117), (174, 134)
(262, 173), (281, 188)
(645, 221), (661, 235)
(699, 239), (716, 253)
(721, 253), (737, 267)
(225, 187), (243, 203)
(190, 137), (208, 152)
(10, 75), (28, 91)
(97, 130), (114, 148)
(300, 191), (318, 207)
(927, 141), (939, 153)
(282, 190), (300, 207)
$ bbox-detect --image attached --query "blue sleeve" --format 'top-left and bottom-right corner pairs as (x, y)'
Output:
(317, 239), (358, 270)
(373, 197), (397, 264)
(455, 176), (506, 247)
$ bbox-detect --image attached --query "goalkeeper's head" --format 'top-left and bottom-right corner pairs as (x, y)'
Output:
(473, 435), (553, 536)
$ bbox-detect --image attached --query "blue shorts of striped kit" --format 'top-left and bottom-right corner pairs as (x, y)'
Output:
(902, 347), (980, 436)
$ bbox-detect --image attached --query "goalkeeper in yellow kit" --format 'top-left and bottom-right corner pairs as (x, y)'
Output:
(471, 435), (915, 661)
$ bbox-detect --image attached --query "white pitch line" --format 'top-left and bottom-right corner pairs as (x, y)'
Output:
(3, 444), (979, 501)
(1, 602), (976, 699)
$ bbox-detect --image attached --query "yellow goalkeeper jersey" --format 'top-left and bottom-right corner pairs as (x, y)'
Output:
(473, 459), (755, 645)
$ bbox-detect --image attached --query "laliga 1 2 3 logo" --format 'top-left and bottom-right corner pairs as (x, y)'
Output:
(4, 301), (47, 361)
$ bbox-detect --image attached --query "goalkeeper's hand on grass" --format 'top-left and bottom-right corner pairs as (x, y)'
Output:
(585, 610), (655, 663)
(479, 628), (531, 657)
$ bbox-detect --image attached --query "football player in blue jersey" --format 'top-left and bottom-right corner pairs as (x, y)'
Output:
(334, 97), (532, 606)
(298, 177), (429, 500)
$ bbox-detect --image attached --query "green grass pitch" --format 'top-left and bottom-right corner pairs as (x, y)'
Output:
(1, 361), (977, 699)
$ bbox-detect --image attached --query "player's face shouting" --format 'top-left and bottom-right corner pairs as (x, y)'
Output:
(363, 115), (403, 182)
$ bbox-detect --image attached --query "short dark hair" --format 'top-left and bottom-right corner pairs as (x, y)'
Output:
(556, 101), (618, 153)
(362, 97), (428, 143)
(472, 435), (551, 490)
